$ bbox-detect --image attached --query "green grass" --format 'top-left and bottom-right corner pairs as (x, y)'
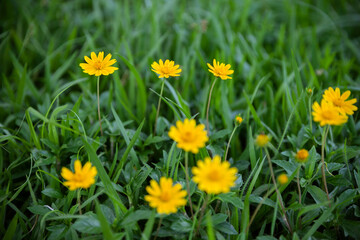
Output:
(1, 0), (360, 239)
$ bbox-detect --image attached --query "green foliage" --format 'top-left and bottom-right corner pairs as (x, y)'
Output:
(1, 0), (360, 239)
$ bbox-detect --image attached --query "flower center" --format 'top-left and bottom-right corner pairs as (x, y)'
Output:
(161, 67), (171, 74)
(207, 170), (221, 181)
(94, 61), (103, 70)
(298, 152), (306, 159)
(332, 98), (343, 107)
(73, 172), (84, 182)
(215, 66), (229, 76)
(160, 191), (171, 202)
(181, 131), (194, 142)
(322, 110), (334, 120)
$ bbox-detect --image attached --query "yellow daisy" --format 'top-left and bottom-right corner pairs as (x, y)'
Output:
(207, 59), (234, 80)
(322, 87), (358, 115)
(255, 133), (270, 148)
(145, 177), (187, 214)
(192, 155), (238, 194)
(295, 149), (309, 163)
(312, 99), (348, 126)
(168, 119), (209, 154)
(277, 174), (288, 185)
(79, 52), (118, 76)
(61, 160), (97, 191)
(151, 59), (182, 78)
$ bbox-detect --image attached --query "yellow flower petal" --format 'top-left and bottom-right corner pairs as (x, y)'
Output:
(322, 87), (357, 116)
(61, 167), (74, 180)
(207, 59), (233, 80)
(312, 99), (349, 125)
(61, 160), (97, 191)
(192, 155), (238, 194)
(151, 59), (182, 79)
(168, 119), (208, 153)
(145, 177), (187, 215)
(80, 52), (118, 76)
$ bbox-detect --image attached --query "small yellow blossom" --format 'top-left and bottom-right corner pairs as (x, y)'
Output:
(235, 115), (243, 125)
(151, 59), (182, 78)
(145, 177), (187, 214)
(79, 52), (118, 76)
(207, 59), (234, 80)
(61, 160), (97, 191)
(255, 134), (270, 148)
(277, 174), (288, 185)
(295, 149), (309, 163)
(168, 119), (208, 154)
(322, 87), (358, 115)
(192, 155), (238, 194)
(307, 88), (313, 95)
(312, 99), (348, 126)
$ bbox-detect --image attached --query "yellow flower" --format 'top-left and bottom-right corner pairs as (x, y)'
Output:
(61, 160), (97, 191)
(168, 119), (209, 154)
(295, 149), (309, 163)
(207, 59), (234, 80)
(145, 177), (187, 214)
(79, 52), (118, 76)
(151, 59), (182, 78)
(235, 115), (243, 125)
(255, 134), (270, 148)
(322, 87), (358, 115)
(312, 99), (348, 126)
(277, 174), (288, 185)
(192, 155), (238, 194)
(307, 88), (313, 95)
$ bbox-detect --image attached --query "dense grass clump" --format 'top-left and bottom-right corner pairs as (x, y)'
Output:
(1, 0), (360, 239)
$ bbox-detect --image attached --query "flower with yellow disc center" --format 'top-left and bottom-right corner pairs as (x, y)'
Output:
(61, 160), (97, 191)
(145, 177), (187, 214)
(192, 155), (238, 194)
(168, 119), (208, 154)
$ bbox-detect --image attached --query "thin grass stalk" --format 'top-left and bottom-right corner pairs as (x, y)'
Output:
(206, 78), (218, 133)
(297, 166), (302, 205)
(96, 76), (103, 136)
(224, 125), (239, 161)
(188, 196), (205, 240)
(297, 165), (302, 228)
(195, 194), (210, 236)
(154, 216), (163, 240)
(77, 189), (82, 215)
(154, 78), (165, 135)
(247, 186), (276, 233)
(265, 148), (292, 234)
(308, 92), (313, 132)
(184, 152), (194, 217)
(321, 125), (331, 203)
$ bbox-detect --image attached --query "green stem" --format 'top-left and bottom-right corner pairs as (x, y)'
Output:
(188, 195), (205, 240)
(297, 165), (302, 228)
(154, 79), (165, 135)
(309, 94), (312, 132)
(97, 76), (103, 136)
(224, 125), (239, 161)
(265, 148), (292, 235)
(297, 166), (302, 205)
(206, 78), (218, 134)
(77, 189), (82, 215)
(321, 125), (331, 204)
(247, 186), (276, 233)
(195, 194), (210, 236)
(154, 216), (163, 240)
(184, 152), (194, 217)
